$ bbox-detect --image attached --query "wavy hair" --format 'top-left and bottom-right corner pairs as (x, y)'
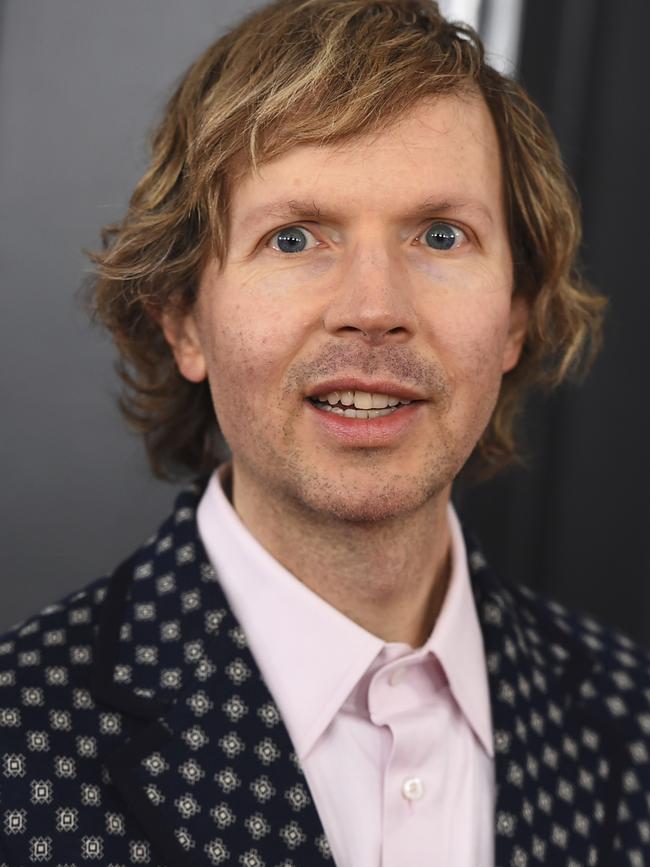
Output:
(86, 0), (606, 480)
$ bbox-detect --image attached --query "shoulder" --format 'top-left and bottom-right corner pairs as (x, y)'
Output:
(0, 572), (114, 853)
(467, 535), (650, 735)
(505, 578), (650, 735)
(0, 480), (205, 707)
(512, 579), (650, 675)
(0, 486), (216, 862)
(470, 561), (650, 856)
(0, 571), (111, 715)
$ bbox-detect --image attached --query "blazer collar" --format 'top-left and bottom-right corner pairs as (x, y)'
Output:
(89, 483), (626, 866)
(90, 480), (333, 865)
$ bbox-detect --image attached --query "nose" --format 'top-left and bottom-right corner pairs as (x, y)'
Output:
(321, 245), (418, 345)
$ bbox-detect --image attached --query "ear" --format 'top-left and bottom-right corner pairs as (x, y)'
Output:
(160, 308), (207, 383)
(501, 294), (530, 373)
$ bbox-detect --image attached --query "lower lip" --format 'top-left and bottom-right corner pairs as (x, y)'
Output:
(305, 399), (424, 446)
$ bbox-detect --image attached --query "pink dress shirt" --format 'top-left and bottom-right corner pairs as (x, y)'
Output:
(197, 462), (496, 866)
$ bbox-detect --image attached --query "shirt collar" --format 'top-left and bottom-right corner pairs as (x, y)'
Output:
(197, 462), (493, 760)
(427, 504), (494, 757)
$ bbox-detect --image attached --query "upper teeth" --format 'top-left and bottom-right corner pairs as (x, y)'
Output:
(316, 390), (411, 410)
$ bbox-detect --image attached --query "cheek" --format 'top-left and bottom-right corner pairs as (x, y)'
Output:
(205, 289), (307, 414)
(209, 262), (327, 370)
(413, 254), (514, 368)
(428, 295), (512, 387)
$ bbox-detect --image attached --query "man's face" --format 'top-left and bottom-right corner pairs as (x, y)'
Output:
(167, 94), (528, 524)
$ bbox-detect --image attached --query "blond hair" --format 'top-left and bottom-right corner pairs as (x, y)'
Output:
(87, 0), (606, 480)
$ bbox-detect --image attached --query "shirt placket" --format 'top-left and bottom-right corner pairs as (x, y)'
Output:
(368, 654), (452, 866)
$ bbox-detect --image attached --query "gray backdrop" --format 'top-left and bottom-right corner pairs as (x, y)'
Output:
(0, 0), (260, 631)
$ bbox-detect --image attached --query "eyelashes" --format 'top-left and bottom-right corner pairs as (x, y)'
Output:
(266, 221), (469, 256)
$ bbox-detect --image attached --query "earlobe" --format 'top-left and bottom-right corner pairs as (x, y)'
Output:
(502, 294), (530, 373)
(160, 309), (207, 383)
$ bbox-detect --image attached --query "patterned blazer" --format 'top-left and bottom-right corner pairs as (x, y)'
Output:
(1, 482), (650, 867)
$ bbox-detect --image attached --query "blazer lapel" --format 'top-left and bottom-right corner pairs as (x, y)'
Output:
(90, 483), (334, 867)
(468, 542), (626, 866)
(90, 480), (628, 867)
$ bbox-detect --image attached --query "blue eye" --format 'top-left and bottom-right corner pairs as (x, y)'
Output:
(424, 222), (464, 251)
(271, 226), (313, 254)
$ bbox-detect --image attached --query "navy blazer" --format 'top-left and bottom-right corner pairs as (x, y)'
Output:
(1, 481), (649, 866)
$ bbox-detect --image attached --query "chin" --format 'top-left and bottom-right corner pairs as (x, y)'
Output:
(292, 467), (455, 526)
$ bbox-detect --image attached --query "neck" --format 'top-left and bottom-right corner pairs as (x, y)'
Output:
(226, 463), (453, 648)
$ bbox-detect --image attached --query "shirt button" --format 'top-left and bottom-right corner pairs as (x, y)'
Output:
(402, 777), (424, 801)
(388, 668), (404, 686)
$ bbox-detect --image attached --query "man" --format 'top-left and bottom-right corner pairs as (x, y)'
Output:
(1, 0), (647, 865)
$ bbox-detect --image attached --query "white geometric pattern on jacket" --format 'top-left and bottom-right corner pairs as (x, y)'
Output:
(0, 480), (649, 866)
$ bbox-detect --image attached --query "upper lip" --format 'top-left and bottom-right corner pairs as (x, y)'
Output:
(306, 378), (426, 402)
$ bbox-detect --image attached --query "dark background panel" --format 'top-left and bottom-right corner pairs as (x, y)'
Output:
(459, 0), (650, 645)
(0, 0), (257, 630)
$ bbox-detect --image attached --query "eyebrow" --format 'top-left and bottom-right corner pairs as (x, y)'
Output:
(238, 196), (495, 229)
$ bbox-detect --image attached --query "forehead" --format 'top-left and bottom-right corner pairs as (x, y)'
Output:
(229, 94), (505, 230)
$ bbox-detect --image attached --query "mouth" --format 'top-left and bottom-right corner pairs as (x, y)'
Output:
(303, 384), (428, 447)
(307, 395), (419, 419)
